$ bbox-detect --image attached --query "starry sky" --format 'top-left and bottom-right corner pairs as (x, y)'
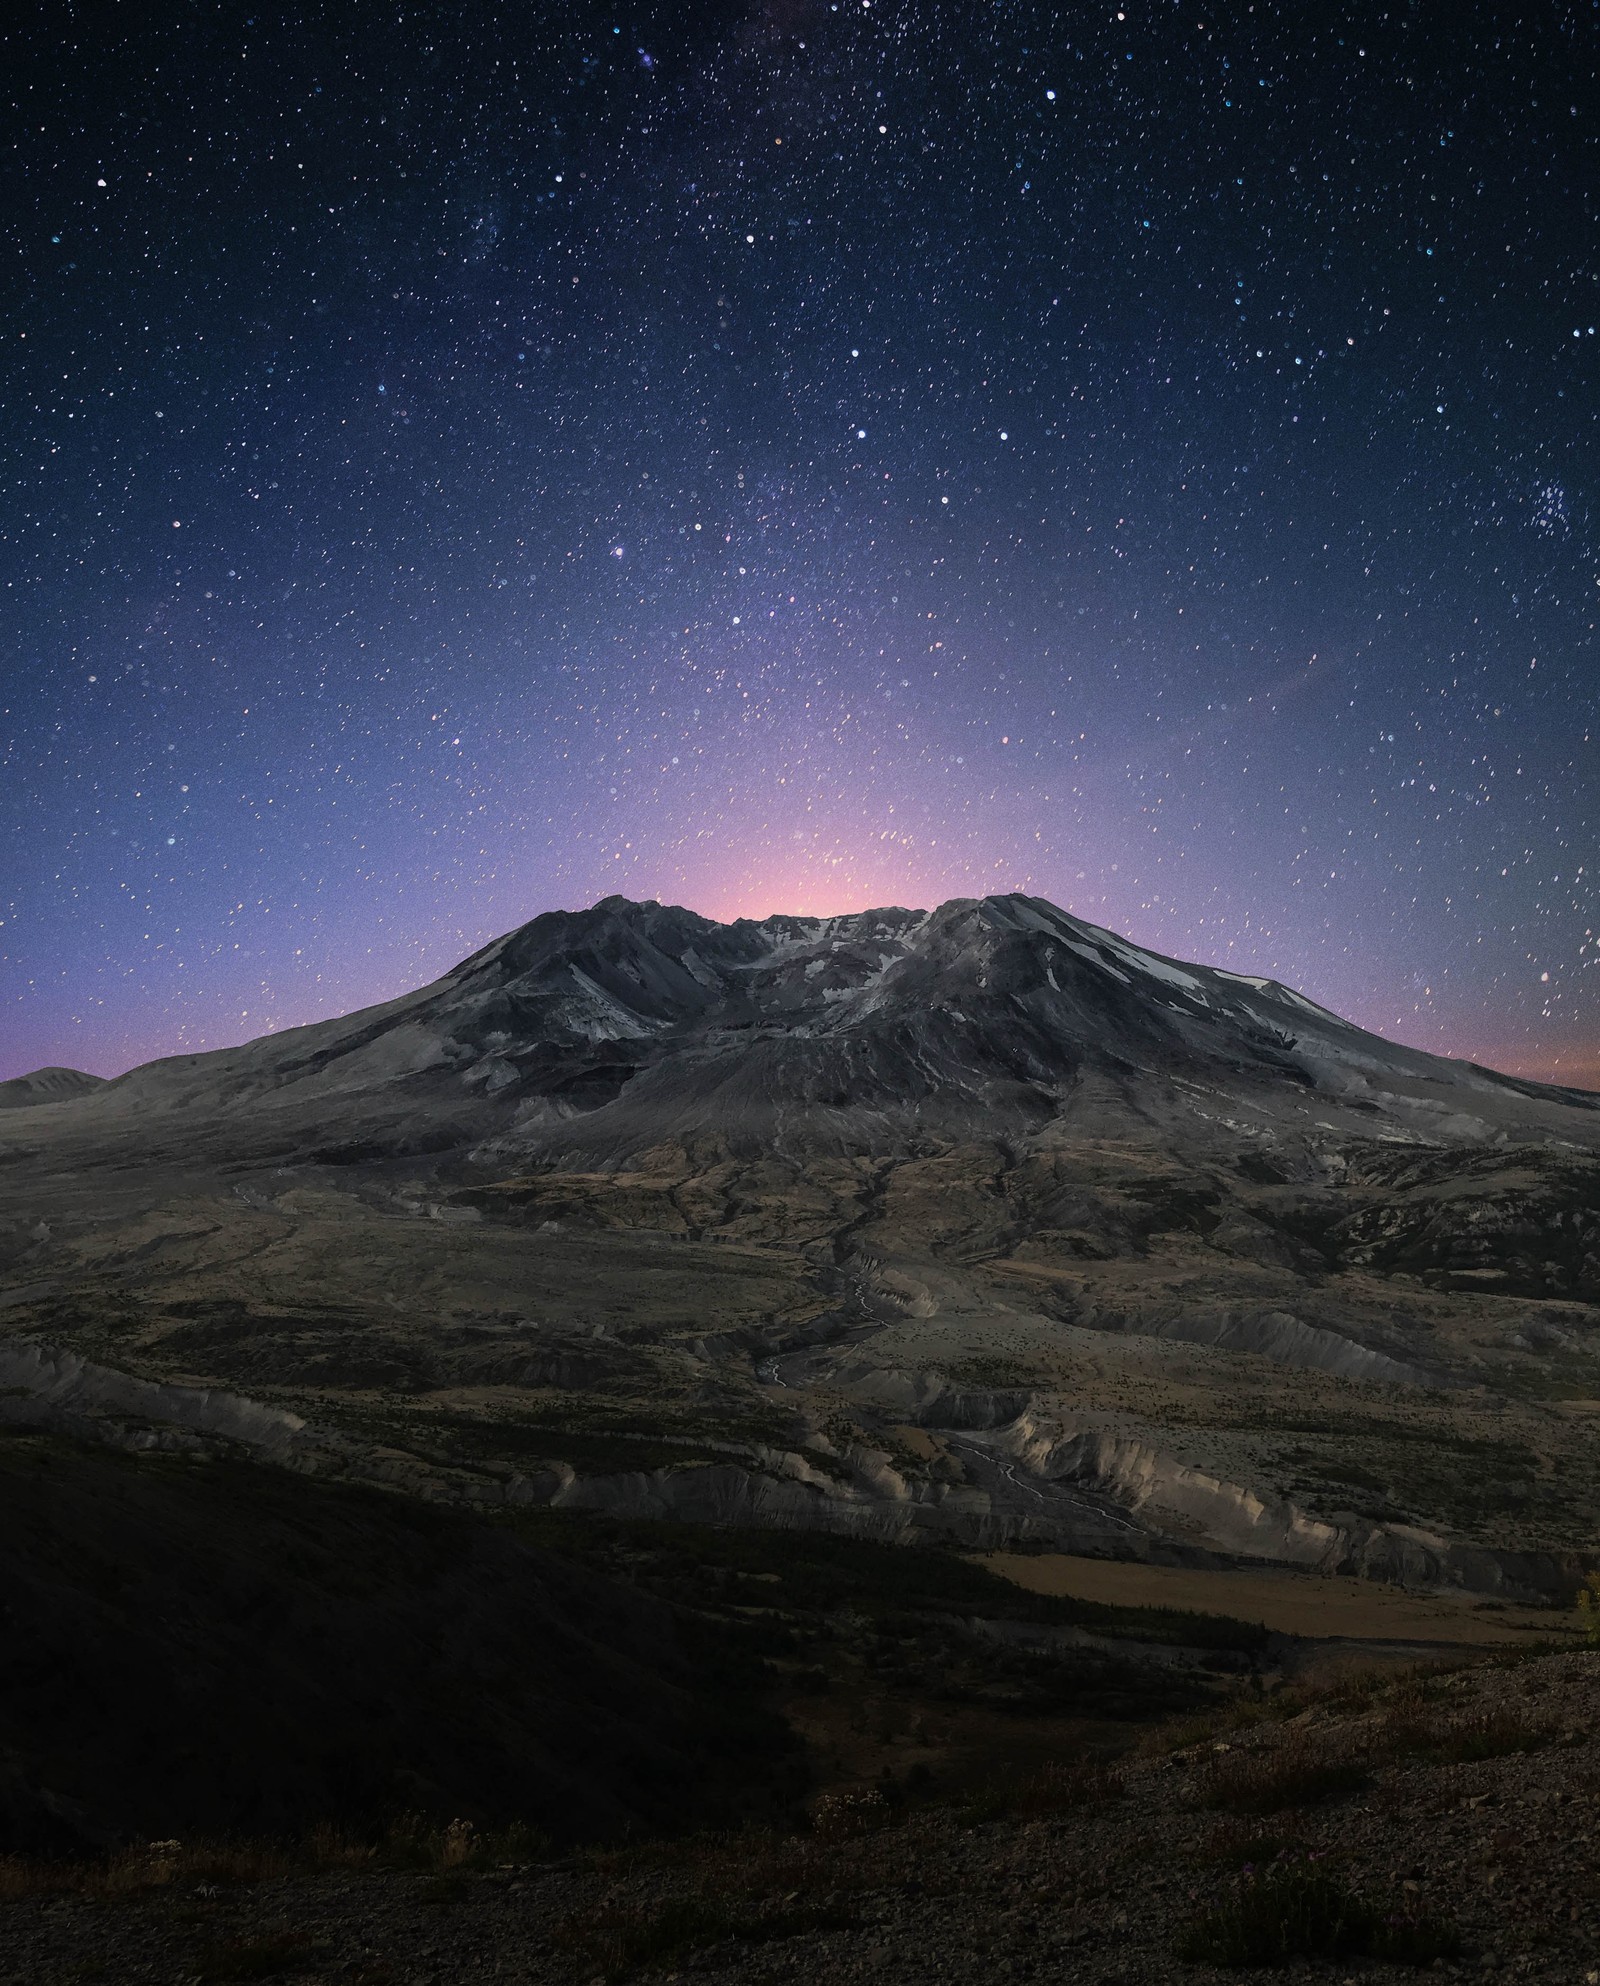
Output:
(2, 2), (1596, 1086)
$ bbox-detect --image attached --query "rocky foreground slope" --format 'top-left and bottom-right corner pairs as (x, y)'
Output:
(7, 1646), (1600, 1985)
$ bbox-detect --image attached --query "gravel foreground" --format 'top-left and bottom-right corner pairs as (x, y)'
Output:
(8, 1649), (1600, 1986)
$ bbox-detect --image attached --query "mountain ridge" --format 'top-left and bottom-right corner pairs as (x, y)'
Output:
(4, 893), (1593, 1170)
(3, 890), (1600, 1615)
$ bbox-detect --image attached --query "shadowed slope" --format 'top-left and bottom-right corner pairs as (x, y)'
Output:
(0, 1435), (794, 1855)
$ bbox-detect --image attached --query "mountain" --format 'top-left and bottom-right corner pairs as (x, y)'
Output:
(3, 893), (1593, 1183)
(2, 893), (1599, 1618)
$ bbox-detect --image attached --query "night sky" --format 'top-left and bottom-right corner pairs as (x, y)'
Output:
(2, 3), (1596, 1086)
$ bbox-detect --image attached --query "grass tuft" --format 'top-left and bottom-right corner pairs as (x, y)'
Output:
(1378, 1702), (1553, 1766)
(810, 1787), (894, 1841)
(1178, 1858), (1461, 1969)
(556, 1894), (854, 1976)
(957, 1758), (1125, 1825)
(0, 1813), (553, 1903)
(191, 1930), (319, 1982)
(1195, 1737), (1368, 1815)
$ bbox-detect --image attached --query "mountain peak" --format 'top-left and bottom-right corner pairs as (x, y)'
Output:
(4, 894), (1592, 1167)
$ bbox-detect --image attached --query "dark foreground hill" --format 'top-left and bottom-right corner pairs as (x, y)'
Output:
(5, 1646), (1600, 1986)
(0, 1435), (795, 1857)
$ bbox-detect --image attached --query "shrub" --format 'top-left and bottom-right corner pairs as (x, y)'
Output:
(1178, 1859), (1461, 1968)
(191, 1931), (317, 1982)
(556, 1893), (854, 1975)
(378, 1813), (552, 1870)
(810, 1787), (892, 1841)
(957, 1759), (1125, 1825)
(1195, 1823), (1300, 1869)
(1196, 1738), (1368, 1815)
(1378, 1703), (1552, 1766)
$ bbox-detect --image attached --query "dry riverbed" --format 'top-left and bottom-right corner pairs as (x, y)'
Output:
(985, 1551), (1580, 1648)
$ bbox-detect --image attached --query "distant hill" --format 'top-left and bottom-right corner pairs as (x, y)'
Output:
(0, 1066), (107, 1111)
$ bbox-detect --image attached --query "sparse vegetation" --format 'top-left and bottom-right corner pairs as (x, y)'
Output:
(945, 1355), (1040, 1388)
(420, 1406), (767, 1476)
(555, 1893), (856, 1976)
(370, 1814), (554, 1871)
(192, 1930), (321, 1982)
(1170, 1664), (1554, 1819)
(1195, 1736), (1369, 1815)
(503, 1508), (1271, 1653)
(1178, 1857), (1462, 1968)
(0, 1815), (555, 1904)
(1378, 1699), (1554, 1765)
(810, 1786), (895, 1840)
(0, 1837), (294, 1902)
(956, 1757), (1125, 1824)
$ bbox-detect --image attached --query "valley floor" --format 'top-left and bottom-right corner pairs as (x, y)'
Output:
(8, 1649), (1600, 1985)
(985, 1551), (1570, 1647)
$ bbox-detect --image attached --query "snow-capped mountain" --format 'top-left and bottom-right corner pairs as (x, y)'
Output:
(3, 893), (1594, 1185)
